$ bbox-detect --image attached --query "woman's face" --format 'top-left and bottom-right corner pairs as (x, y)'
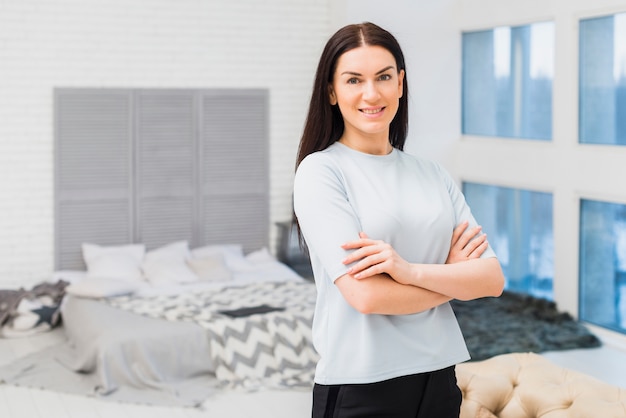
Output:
(330, 45), (404, 150)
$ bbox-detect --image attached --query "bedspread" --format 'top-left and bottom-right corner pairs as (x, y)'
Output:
(105, 280), (319, 389)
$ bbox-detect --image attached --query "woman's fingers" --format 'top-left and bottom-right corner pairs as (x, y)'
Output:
(447, 221), (488, 263)
(464, 232), (486, 251)
(341, 237), (375, 250)
(342, 242), (388, 266)
(341, 233), (394, 278)
(468, 239), (489, 259)
(349, 256), (387, 277)
(450, 221), (469, 247)
(456, 225), (482, 249)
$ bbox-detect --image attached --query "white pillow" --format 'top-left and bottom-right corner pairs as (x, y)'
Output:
(66, 277), (140, 298)
(223, 247), (278, 272)
(191, 244), (245, 269)
(246, 247), (276, 264)
(82, 243), (145, 282)
(187, 254), (233, 282)
(142, 241), (199, 286)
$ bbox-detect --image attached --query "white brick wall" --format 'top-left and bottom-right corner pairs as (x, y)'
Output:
(0, 0), (331, 288)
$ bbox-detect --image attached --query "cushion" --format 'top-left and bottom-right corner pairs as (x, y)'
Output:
(191, 244), (245, 269)
(82, 243), (145, 282)
(245, 247), (276, 264)
(187, 254), (233, 282)
(223, 247), (278, 272)
(66, 277), (141, 299)
(142, 241), (199, 286)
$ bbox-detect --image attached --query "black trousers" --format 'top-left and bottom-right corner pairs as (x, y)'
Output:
(312, 366), (461, 418)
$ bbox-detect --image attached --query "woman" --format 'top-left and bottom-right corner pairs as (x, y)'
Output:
(293, 22), (504, 417)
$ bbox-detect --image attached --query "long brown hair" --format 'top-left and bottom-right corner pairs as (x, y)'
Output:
(295, 22), (409, 169)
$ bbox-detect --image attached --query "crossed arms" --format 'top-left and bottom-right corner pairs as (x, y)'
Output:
(335, 221), (505, 315)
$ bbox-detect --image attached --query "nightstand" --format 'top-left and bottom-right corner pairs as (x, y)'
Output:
(276, 221), (313, 280)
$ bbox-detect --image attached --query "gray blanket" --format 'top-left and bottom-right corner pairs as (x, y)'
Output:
(0, 296), (219, 406)
(105, 280), (318, 389)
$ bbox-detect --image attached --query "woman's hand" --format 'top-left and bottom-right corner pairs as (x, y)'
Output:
(341, 232), (414, 284)
(446, 221), (488, 264)
(340, 221), (488, 284)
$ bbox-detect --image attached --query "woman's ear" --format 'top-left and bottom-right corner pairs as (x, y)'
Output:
(397, 69), (405, 98)
(328, 85), (337, 105)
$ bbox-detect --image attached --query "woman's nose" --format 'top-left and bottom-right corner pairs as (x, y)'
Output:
(362, 81), (380, 101)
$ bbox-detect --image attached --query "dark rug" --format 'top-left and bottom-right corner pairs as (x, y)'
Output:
(451, 291), (602, 361)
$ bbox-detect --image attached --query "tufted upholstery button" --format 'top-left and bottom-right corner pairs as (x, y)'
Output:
(457, 352), (626, 418)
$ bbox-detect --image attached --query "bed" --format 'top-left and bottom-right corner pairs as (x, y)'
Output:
(0, 241), (318, 407)
(1, 240), (601, 408)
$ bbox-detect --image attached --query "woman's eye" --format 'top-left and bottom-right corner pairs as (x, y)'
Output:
(347, 78), (359, 85)
(379, 74), (392, 81)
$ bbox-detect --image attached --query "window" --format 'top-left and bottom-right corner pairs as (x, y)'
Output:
(463, 182), (554, 299)
(462, 22), (554, 140)
(580, 199), (626, 334)
(579, 12), (626, 145)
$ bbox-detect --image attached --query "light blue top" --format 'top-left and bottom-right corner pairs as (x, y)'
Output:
(293, 142), (496, 385)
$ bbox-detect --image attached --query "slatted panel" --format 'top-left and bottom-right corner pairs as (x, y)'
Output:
(135, 90), (197, 250)
(201, 90), (269, 252)
(55, 90), (133, 270)
(55, 88), (269, 267)
(57, 93), (131, 191)
(203, 194), (269, 253)
(139, 197), (195, 249)
(58, 201), (132, 275)
(203, 90), (268, 193)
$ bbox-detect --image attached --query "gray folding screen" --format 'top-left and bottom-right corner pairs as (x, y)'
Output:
(55, 88), (269, 270)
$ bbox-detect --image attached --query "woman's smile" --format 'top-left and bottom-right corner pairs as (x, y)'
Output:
(360, 106), (386, 115)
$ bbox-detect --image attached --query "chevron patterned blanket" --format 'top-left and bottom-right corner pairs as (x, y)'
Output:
(105, 280), (319, 389)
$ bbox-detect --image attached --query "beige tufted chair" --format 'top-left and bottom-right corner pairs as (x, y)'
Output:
(456, 352), (626, 418)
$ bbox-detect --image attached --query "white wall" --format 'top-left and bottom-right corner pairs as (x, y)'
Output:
(0, 0), (331, 288)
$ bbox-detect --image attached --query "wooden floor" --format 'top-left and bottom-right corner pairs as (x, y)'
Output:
(1, 326), (625, 418)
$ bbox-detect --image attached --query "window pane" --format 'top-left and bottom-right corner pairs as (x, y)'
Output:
(580, 199), (626, 334)
(462, 22), (554, 140)
(463, 182), (554, 299)
(579, 13), (626, 145)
